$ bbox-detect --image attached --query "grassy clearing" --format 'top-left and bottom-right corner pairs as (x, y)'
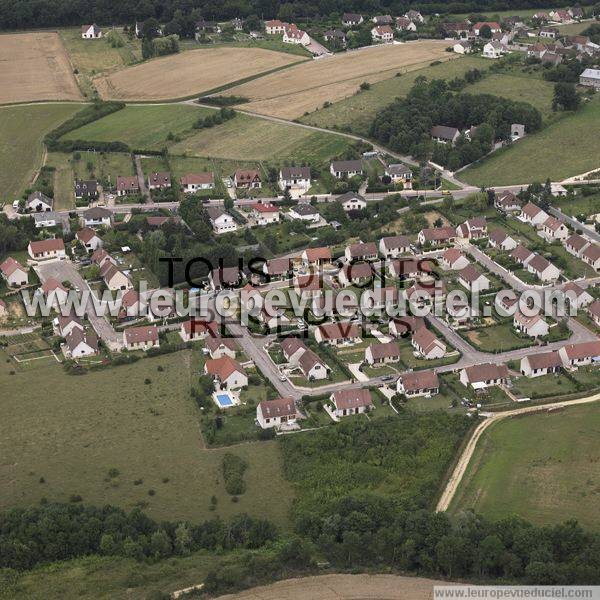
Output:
(459, 97), (600, 186)
(463, 322), (536, 353)
(552, 193), (600, 218)
(299, 56), (485, 135)
(0, 104), (81, 201)
(512, 368), (599, 400)
(449, 402), (600, 530)
(0, 350), (294, 528)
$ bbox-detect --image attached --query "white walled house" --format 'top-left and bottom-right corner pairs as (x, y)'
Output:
(39, 278), (69, 311)
(513, 312), (549, 338)
(520, 202), (548, 226)
(82, 207), (113, 228)
(279, 166), (311, 195)
(330, 160), (363, 179)
(124, 325), (160, 351)
(540, 216), (569, 241)
(180, 173), (214, 193)
(527, 255), (560, 282)
(379, 235), (410, 259)
(0, 257), (28, 287)
(338, 191), (366, 212)
(76, 228), (103, 252)
(411, 328), (446, 360)
(26, 191), (53, 212)
(63, 329), (99, 358)
(460, 363), (509, 389)
(458, 265), (491, 292)
(81, 24), (102, 38)
(365, 341), (401, 366)
(283, 25), (310, 45)
(397, 370), (439, 397)
(206, 207), (237, 234)
(441, 248), (469, 271)
(329, 389), (373, 419)
(520, 351), (562, 378)
(257, 397), (299, 429)
(28, 238), (66, 260)
(371, 25), (394, 42)
(558, 341), (600, 369)
(288, 204), (320, 223)
(250, 203), (280, 225)
(205, 356), (248, 390)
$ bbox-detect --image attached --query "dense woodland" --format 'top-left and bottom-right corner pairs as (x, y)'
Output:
(1, 0), (597, 30)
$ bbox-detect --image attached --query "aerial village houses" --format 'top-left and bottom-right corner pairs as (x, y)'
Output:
(345, 241), (378, 262)
(315, 321), (361, 346)
(288, 204), (320, 223)
(456, 217), (487, 240)
(389, 315), (425, 337)
(26, 191), (53, 212)
(460, 363), (509, 389)
(250, 203), (280, 225)
(302, 247), (332, 267)
(520, 202), (549, 226)
(329, 389), (373, 419)
(338, 262), (372, 287)
(298, 348), (329, 380)
(563, 282), (594, 309)
(371, 25), (394, 42)
(279, 166), (311, 195)
(458, 264), (491, 293)
(205, 337), (237, 360)
(489, 230), (517, 251)
(441, 248), (469, 271)
(124, 325), (159, 351)
(82, 207), (113, 228)
(293, 274), (322, 299)
(494, 191), (521, 212)
(397, 370), (439, 397)
(411, 327), (446, 360)
(181, 173), (215, 193)
(365, 341), (401, 366)
(34, 212), (59, 229)
(431, 126), (460, 145)
(74, 180), (99, 202)
(330, 160), (363, 179)
(520, 351), (562, 378)
(257, 397), (299, 429)
(28, 238), (66, 260)
(527, 255), (561, 282)
(379, 235), (411, 259)
(513, 311), (549, 338)
(418, 226), (456, 247)
(234, 169), (262, 189)
(588, 300), (600, 327)
(565, 233), (590, 257)
(54, 314), (83, 338)
(40, 278), (68, 311)
(206, 207), (237, 234)
(558, 340), (600, 369)
(116, 176), (139, 196)
(385, 163), (413, 186)
(63, 328), (99, 358)
(283, 25), (310, 45)
(76, 228), (103, 252)
(342, 13), (363, 26)
(0, 257), (28, 287)
(148, 172), (171, 190)
(473, 21), (501, 35)
(338, 191), (367, 212)
(389, 258), (432, 280)
(179, 319), (217, 342)
(581, 244), (600, 271)
(205, 356), (248, 390)
(540, 216), (569, 241)
(100, 261), (132, 291)
(209, 266), (242, 291)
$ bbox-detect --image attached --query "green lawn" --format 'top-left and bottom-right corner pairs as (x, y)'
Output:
(0, 349), (294, 528)
(552, 193), (600, 218)
(449, 402), (600, 530)
(459, 97), (600, 186)
(511, 369), (599, 400)
(462, 322), (536, 353)
(0, 104), (82, 201)
(299, 56), (486, 135)
(171, 112), (351, 162)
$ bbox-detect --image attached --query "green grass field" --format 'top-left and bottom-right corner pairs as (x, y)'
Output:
(463, 322), (536, 353)
(449, 402), (600, 530)
(0, 350), (294, 528)
(299, 56), (486, 135)
(171, 112), (351, 162)
(0, 104), (82, 201)
(459, 96), (600, 186)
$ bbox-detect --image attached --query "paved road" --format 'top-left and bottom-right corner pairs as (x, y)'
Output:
(548, 206), (600, 243)
(436, 391), (600, 513)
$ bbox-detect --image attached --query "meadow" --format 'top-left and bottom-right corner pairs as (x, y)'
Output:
(0, 32), (82, 104)
(449, 402), (600, 530)
(0, 349), (294, 527)
(0, 104), (82, 201)
(459, 96), (600, 186)
(94, 47), (304, 101)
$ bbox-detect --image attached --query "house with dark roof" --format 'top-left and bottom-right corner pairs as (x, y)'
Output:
(365, 341), (401, 365)
(397, 370), (439, 397)
(74, 179), (99, 201)
(460, 363), (509, 389)
(329, 389), (373, 419)
(257, 397), (299, 429)
(520, 351), (562, 378)
(431, 125), (460, 145)
(330, 160), (363, 179)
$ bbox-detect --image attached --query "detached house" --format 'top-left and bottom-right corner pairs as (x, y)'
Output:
(587, 300), (600, 327)
(397, 370), (439, 397)
(385, 163), (413, 185)
(279, 166), (311, 194)
(315, 321), (361, 346)
(365, 341), (401, 366)
(564, 233), (590, 257)
(431, 125), (460, 145)
(26, 191), (53, 212)
(209, 266), (242, 291)
(520, 351), (562, 378)
(527, 255), (560, 282)
(371, 25), (394, 42)
(458, 264), (491, 292)
(179, 319), (217, 342)
(54, 313), (83, 337)
(180, 173), (214, 193)
(389, 315), (425, 337)
(124, 325), (159, 351)
(510, 244), (534, 265)
(100, 261), (132, 291)
(483, 41), (507, 59)
(389, 258), (432, 280)
(265, 19), (287, 34)
(338, 191), (367, 211)
(293, 274), (322, 299)
(0, 257), (28, 287)
(205, 356), (248, 390)
(116, 175), (139, 196)
(283, 25), (310, 45)
(338, 262), (372, 287)
(234, 169), (261, 189)
(329, 389), (373, 419)
(563, 281), (593, 309)
(257, 397), (299, 429)
(28, 238), (66, 260)
(342, 13), (363, 26)
(289, 204), (320, 223)
(473, 21), (501, 35)
(345, 241), (378, 262)
(441, 248), (469, 271)
(418, 226), (456, 246)
(40, 278), (69, 311)
(63, 329), (98, 358)
(205, 337), (237, 360)
(330, 160), (363, 179)
(411, 328), (446, 360)
(251, 203), (280, 225)
(302, 247), (332, 267)
(489, 230), (517, 251)
(520, 202), (548, 226)
(460, 363), (509, 389)
(81, 24), (102, 38)
(148, 172), (171, 190)
(495, 191), (521, 212)
(74, 179), (99, 201)
(540, 216), (569, 241)
(82, 207), (113, 228)
(206, 207), (237, 235)
(379, 235), (411, 259)
(456, 217), (487, 240)
(76, 228), (103, 252)
(581, 244), (600, 271)
(558, 341), (600, 369)
(396, 17), (417, 31)
(513, 311), (549, 337)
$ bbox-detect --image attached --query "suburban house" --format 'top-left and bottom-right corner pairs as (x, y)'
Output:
(363, 286), (399, 310)
(587, 300), (600, 327)
(389, 315), (425, 337)
(297, 349), (329, 381)
(74, 180), (99, 201)
(329, 389), (373, 419)
(384, 163), (413, 185)
(279, 166), (311, 195)
(345, 241), (378, 261)
(283, 24), (310, 45)
(460, 363), (509, 389)
(564, 233), (590, 257)
(54, 314), (84, 337)
(473, 21), (501, 35)
(91, 248), (115, 268)
(338, 262), (372, 287)
(441, 248), (469, 271)
(302, 246), (332, 267)
(205, 337), (237, 360)
(580, 68), (600, 90)
(520, 351), (562, 378)
(0, 257), (28, 287)
(76, 228), (103, 252)
(379, 235), (411, 259)
(562, 281), (593, 309)
(489, 230), (517, 251)
(257, 397), (299, 429)
(558, 340), (600, 369)
(323, 29), (347, 45)
(513, 311), (549, 337)
(281, 337), (309, 364)
(539, 26), (558, 38)
(396, 17), (417, 31)
(33, 212), (60, 229)
(411, 327), (446, 360)
(28, 238), (66, 260)
(510, 244), (535, 265)
(288, 204), (320, 223)
(180, 173), (214, 193)
(119, 289), (142, 320)
(265, 19), (287, 34)
(81, 24), (102, 38)
(39, 278), (68, 311)
(234, 169), (262, 189)
(540, 216), (569, 241)
(250, 203), (280, 225)
(116, 175), (139, 196)
(315, 321), (361, 346)
(389, 258), (432, 280)
(82, 207), (113, 228)
(581, 244), (600, 271)
(520, 202), (548, 226)
(206, 207), (237, 235)
(405, 281), (447, 306)
(483, 41), (507, 58)
(63, 328), (98, 358)
(293, 274), (322, 299)
(147, 172), (171, 190)
(458, 264), (491, 292)
(527, 255), (560, 282)
(418, 226), (456, 246)
(26, 191), (53, 212)
(454, 40), (473, 53)
(397, 370), (439, 397)
(372, 14), (393, 25)
(365, 341), (401, 366)
(342, 13), (363, 26)
(145, 215), (180, 228)
(456, 217), (487, 240)
(100, 261), (132, 291)
(263, 257), (293, 279)
(330, 160), (363, 179)
(494, 191), (521, 212)
(371, 25), (394, 42)
(209, 266), (242, 291)
(179, 319), (217, 342)
(205, 356), (248, 390)
(430, 125), (460, 145)
(338, 191), (367, 212)
(123, 325), (159, 351)
(442, 22), (470, 37)
(406, 9), (425, 23)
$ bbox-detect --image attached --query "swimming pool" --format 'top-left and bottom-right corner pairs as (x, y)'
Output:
(215, 393), (234, 408)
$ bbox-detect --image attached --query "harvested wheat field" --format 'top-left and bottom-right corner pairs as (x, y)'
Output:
(0, 32), (82, 104)
(216, 574), (465, 600)
(94, 47), (305, 101)
(224, 41), (455, 119)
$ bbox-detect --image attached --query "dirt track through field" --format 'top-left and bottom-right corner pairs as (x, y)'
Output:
(0, 32), (82, 104)
(94, 47), (304, 101)
(224, 41), (455, 119)
(215, 574), (464, 599)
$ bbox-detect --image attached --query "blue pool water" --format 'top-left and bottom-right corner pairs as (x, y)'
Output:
(216, 393), (234, 407)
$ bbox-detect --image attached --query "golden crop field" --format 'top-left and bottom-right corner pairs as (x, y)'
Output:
(224, 40), (455, 119)
(0, 32), (82, 104)
(94, 47), (305, 101)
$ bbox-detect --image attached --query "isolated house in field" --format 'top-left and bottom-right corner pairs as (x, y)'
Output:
(513, 311), (549, 338)
(315, 321), (361, 346)
(460, 363), (509, 389)
(206, 207), (237, 235)
(520, 351), (562, 378)
(234, 169), (262, 189)
(250, 203), (280, 225)
(371, 25), (394, 42)
(74, 179), (99, 201)
(81, 24), (102, 38)
(257, 397), (299, 429)
(28, 238), (66, 260)
(179, 319), (217, 342)
(63, 328), (99, 358)
(431, 125), (460, 145)
(147, 172), (171, 190)
(205, 356), (247, 390)
(116, 175), (139, 196)
(279, 166), (311, 195)
(489, 229), (517, 251)
(76, 227), (103, 252)
(26, 191), (53, 212)
(301, 246), (332, 267)
(338, 191), (367, 211)
(458, 264), (491, 293)
(540, 216), (569, 241)
(520, 202), (548, 226)
(330, 160), (363, 179)
(411, 327), (446, 360)
(379, 235), (411, 259)
(329, 389), (373, 418)
(288, 203), (320, 223)
(180, 173), (214, 193)
(440, 248), (469, 271)
(0, 257), (28, 287)
(397, 370), (439, 397)
(82, 207), (113, 228)
(124, 325), (159, 351)
(365, 341), (401, 366)
(558, 340), (600, 369)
